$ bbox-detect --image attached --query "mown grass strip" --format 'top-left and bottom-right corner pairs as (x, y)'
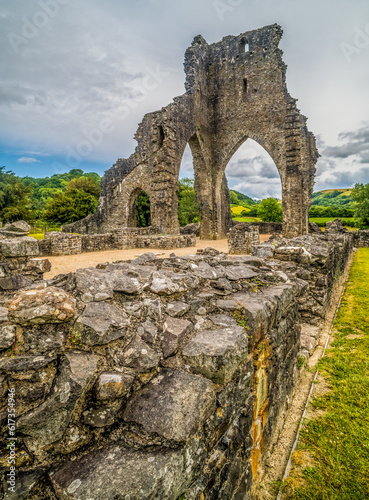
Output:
(284, 248), (369, 499)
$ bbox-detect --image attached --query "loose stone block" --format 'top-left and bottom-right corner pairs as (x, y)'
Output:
(182, 326), (248, 383)
(124, 370), (215, 441)
(75, 301), (130, 346)
(0, 325), (16, 349)
(51, 444), (191, 500)
(0, 306), (8, 322)
(118, 336), (160, 372)
(0, 236), (39, 257)
(162, 316), (193, 358)
(166, 301), (190, 317)
(8, 287), (76, 325)
(95, 371), (134, 401)
(17, 352), (101, 453)
(144, 272), (186, 295)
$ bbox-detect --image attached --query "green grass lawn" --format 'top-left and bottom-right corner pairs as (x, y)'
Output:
(29, 233), (45, 240)
(231, 217), (359, 229)
(309, 217), (356, 225)
(232, 216), (262, 222)
(284, 248), (369, 499)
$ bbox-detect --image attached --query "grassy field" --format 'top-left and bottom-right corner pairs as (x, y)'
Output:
(309, 217), (356, 225)
(29, 233), (45, 240)
(284, 248), (369, 499)
(231, 216), (360, 229)
(232, 216), (262, 222)
(231, 205), (251, 215)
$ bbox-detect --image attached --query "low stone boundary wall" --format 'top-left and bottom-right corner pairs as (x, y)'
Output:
(38, 227), (196, 256)
(0, 236), (51, 292)
(136, 234), (196, 249)
(353, 230), (369, 247)
(0, 233), (356, 499)
(228, 223), (260, 254)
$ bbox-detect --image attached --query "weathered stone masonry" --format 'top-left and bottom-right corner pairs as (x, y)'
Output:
(64, 24), (318, 240)
(38, 230), (196, 256)
(0, 229), (363, 500)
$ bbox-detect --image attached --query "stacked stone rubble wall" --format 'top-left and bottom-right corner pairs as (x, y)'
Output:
(0, 233), (356, 499)
(37, 228), (195, 256)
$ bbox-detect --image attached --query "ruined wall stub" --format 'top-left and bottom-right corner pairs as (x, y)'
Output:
(65, 24), (319, 239)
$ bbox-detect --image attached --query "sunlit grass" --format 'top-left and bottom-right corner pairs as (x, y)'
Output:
(232, 216), (262, 222)
(29, 233), (45, 240)
(284, 249), (369, 499)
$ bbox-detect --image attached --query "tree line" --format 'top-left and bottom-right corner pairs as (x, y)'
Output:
(0, 167), (101, 229)
(1, 167), (369, 229)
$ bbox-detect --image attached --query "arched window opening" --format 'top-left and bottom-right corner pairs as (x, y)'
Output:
(225, 139), (282, 223)
(240, 38), (249, 53)
(136, 190), (151, 227)
(243, 78), (248, 92)
(128, 188), (151, 227)
(158, 125), (165, 147)
(178, 144), (200, 227)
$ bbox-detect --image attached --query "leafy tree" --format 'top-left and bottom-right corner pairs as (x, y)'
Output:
(23, 169), (101, 220)
(67, 177), (100, 198)
(230, 190), (256, 205)
(230, 191), (239, 205)
(42, 176), (100, 225)
(257, 198), (283, 222)
(178, 178), (200, 226)
(0, 167), (34, 223)
(352, 183), (369, 227)
(136, 191), (151, 227)
(247, 206), (259, 217)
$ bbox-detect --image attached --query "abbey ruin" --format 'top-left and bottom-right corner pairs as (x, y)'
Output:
(3, 24), (366, 500)
(65, 23), (319, 240)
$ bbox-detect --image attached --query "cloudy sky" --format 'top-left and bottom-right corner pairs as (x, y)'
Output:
(0, 0), (368, 198)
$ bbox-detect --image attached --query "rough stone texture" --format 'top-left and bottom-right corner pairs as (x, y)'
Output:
(95, 371), (134, 401)
(47, 233), (82, 256)
(0, 236), (50, 296)
(16, 352), (101, 454)
(124, 370), (215, 442)
(75, 301), (130, 346)
(0, 237), (39, 258)
(63, 24), (319, 239)
(162, 316), (192, 357)
(228, 223), (260, 254)
(117, 335), (161, 372)
(0, 233), (358, 499)
(0, 308), (9, 323)
(8, 287), (76, 325)
(180, 222), (201, 236)
(182, 326), (248, 383)
(0, 325), (16, 349)
(51, 445), (193, 500)
(0, 220), (30, 236)
(353, 230), (369, 248)
(38, 229), (196, 256)
(325, 217), (348, 233)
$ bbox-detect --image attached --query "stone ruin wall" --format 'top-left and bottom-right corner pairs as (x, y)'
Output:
(64, 23), (319, 240)
(34, 230), (196, 257)
(2, 228), (368, 499)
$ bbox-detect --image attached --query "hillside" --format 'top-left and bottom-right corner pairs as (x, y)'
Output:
(311, 188), (353, 208)
(230, 190), (256, 206)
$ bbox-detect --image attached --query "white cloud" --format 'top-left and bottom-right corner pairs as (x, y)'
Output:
(0, 0), (368, 193)
(17, 157), (40, 163)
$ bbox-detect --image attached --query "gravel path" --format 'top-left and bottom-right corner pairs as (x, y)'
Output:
(43, 235), (271, 279)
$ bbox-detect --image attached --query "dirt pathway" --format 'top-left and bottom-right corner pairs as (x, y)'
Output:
(43, 235), (272, 279)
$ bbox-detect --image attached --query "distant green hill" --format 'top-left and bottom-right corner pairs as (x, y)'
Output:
(230, 190), (256, 206)
(312, 188), (353, 208)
